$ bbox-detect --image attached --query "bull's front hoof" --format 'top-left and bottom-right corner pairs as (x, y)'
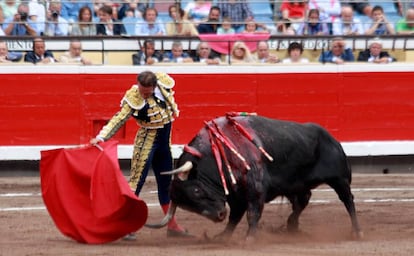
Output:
(352, 230), (364, 240)
(167, 228), (194, 238)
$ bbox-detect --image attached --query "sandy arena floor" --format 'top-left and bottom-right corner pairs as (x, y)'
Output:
(1, 174), (414, 256)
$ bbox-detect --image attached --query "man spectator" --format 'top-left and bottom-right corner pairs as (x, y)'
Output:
(132, 39), (163, 65)
(255, 40), (279, 63)
(319, 37), (355, 64)
(364, 5), (395, 35)
(135, 7), (165, 35)
(218, 0), (254, 33)
(340, 0), (372, 17)
(2, 3), (39, 36)
(96, 5), (126, 36)
(357, 38), (396, 63)
(332, 5), (364, 35)
(44, 1), (69, 36)
(396, 8), (414, 35)
(59, 39), (93, 65)
(0, 40), (22, 63)
(193, 42), (221, 65)
(162, 41), (193, 63)
(197, 6), (221, 34)
(24, 37), (56, 64)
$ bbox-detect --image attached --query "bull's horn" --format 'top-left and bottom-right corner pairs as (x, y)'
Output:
(161, 161), (193, 175)
(145, 203), (177, 229)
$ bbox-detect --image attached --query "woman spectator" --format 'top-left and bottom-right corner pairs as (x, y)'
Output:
(297, 9), (330, 35)
(166, 4), (198, 36)
(71, 6), (97, 36)
(183, 0), (212, 25)
(229, 41), (254, 63)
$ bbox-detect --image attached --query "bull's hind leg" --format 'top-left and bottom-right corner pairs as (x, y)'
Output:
(286, 191), (311, 232)
(328, 179), (363, 239)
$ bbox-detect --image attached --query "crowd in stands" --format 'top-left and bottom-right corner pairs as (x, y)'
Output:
(0, 0), (413, 65)
(0, 0), (413, 37)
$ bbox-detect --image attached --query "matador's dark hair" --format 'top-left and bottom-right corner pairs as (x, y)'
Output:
(137, 71), (157, 87)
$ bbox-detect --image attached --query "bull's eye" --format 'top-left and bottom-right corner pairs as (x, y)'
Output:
(193, 187), (201, 197)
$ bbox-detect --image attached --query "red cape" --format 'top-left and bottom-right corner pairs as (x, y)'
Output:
(40, 141), (148, 244)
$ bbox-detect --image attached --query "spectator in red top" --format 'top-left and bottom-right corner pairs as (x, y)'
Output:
(280, 0), (308, 31)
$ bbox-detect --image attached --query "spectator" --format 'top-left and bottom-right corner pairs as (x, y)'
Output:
(308, 0), (341, 24)
(396, 8), (414, 35)
(332, 5), (364, 35)
(2, 3), (39, 36)
(365, 5), (395, 35)
(44, 1), (69, 36)
(282, 42), (309, 63)
(272, 18), (296, 35)
(218, 0), (254, 33)
(96, 5), (126, 35)
(61, 0), (94, 23)
(162, 41), (193, 63)
(340, 0), (372, 17)
(0, 40), (22, 63)
(24, 37), (57, 64)
(280, 0), (308, 30)
(357, 38), (396, 63)
(183, 0), (212, 25)
(193, 41), (221, 64)
(166, 4), (198, 36)
(197, 6), (220, 34)
(241, 20), (269, 34)
(229, 41), (254, 63)
(71, 6), (97, 35)
(135, 7), (165, 35)
(0, 0), (18, 20)
(28, 0), (46, 35)
(319, 37), (355, 64)
(255, 40), (279, 63)
(59, 39), (93, 65)
(118, 0), (146, 20)
(217, 16), (235, 34)
(296, 9), (330, 35)
(132, 39), (163, 65)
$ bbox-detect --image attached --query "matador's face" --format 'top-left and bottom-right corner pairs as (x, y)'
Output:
(138, 84), (155, 99)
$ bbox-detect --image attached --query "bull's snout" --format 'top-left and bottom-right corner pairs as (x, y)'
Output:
(202, 208), (227, 222)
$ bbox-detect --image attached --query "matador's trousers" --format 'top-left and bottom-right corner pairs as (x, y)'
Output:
(129, 122), (173, 205)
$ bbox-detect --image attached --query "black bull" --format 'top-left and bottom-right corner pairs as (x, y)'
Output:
(148, 115), (362, 239)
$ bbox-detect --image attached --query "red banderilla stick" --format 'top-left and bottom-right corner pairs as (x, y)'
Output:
(207, 129), (229, 195)
(226, 116), (274, 162)
(204, 121), (251, 171)
(215, 134), (237, 185)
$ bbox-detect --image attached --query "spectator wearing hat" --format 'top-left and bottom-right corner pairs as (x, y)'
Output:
(357, 38), (396, 63)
